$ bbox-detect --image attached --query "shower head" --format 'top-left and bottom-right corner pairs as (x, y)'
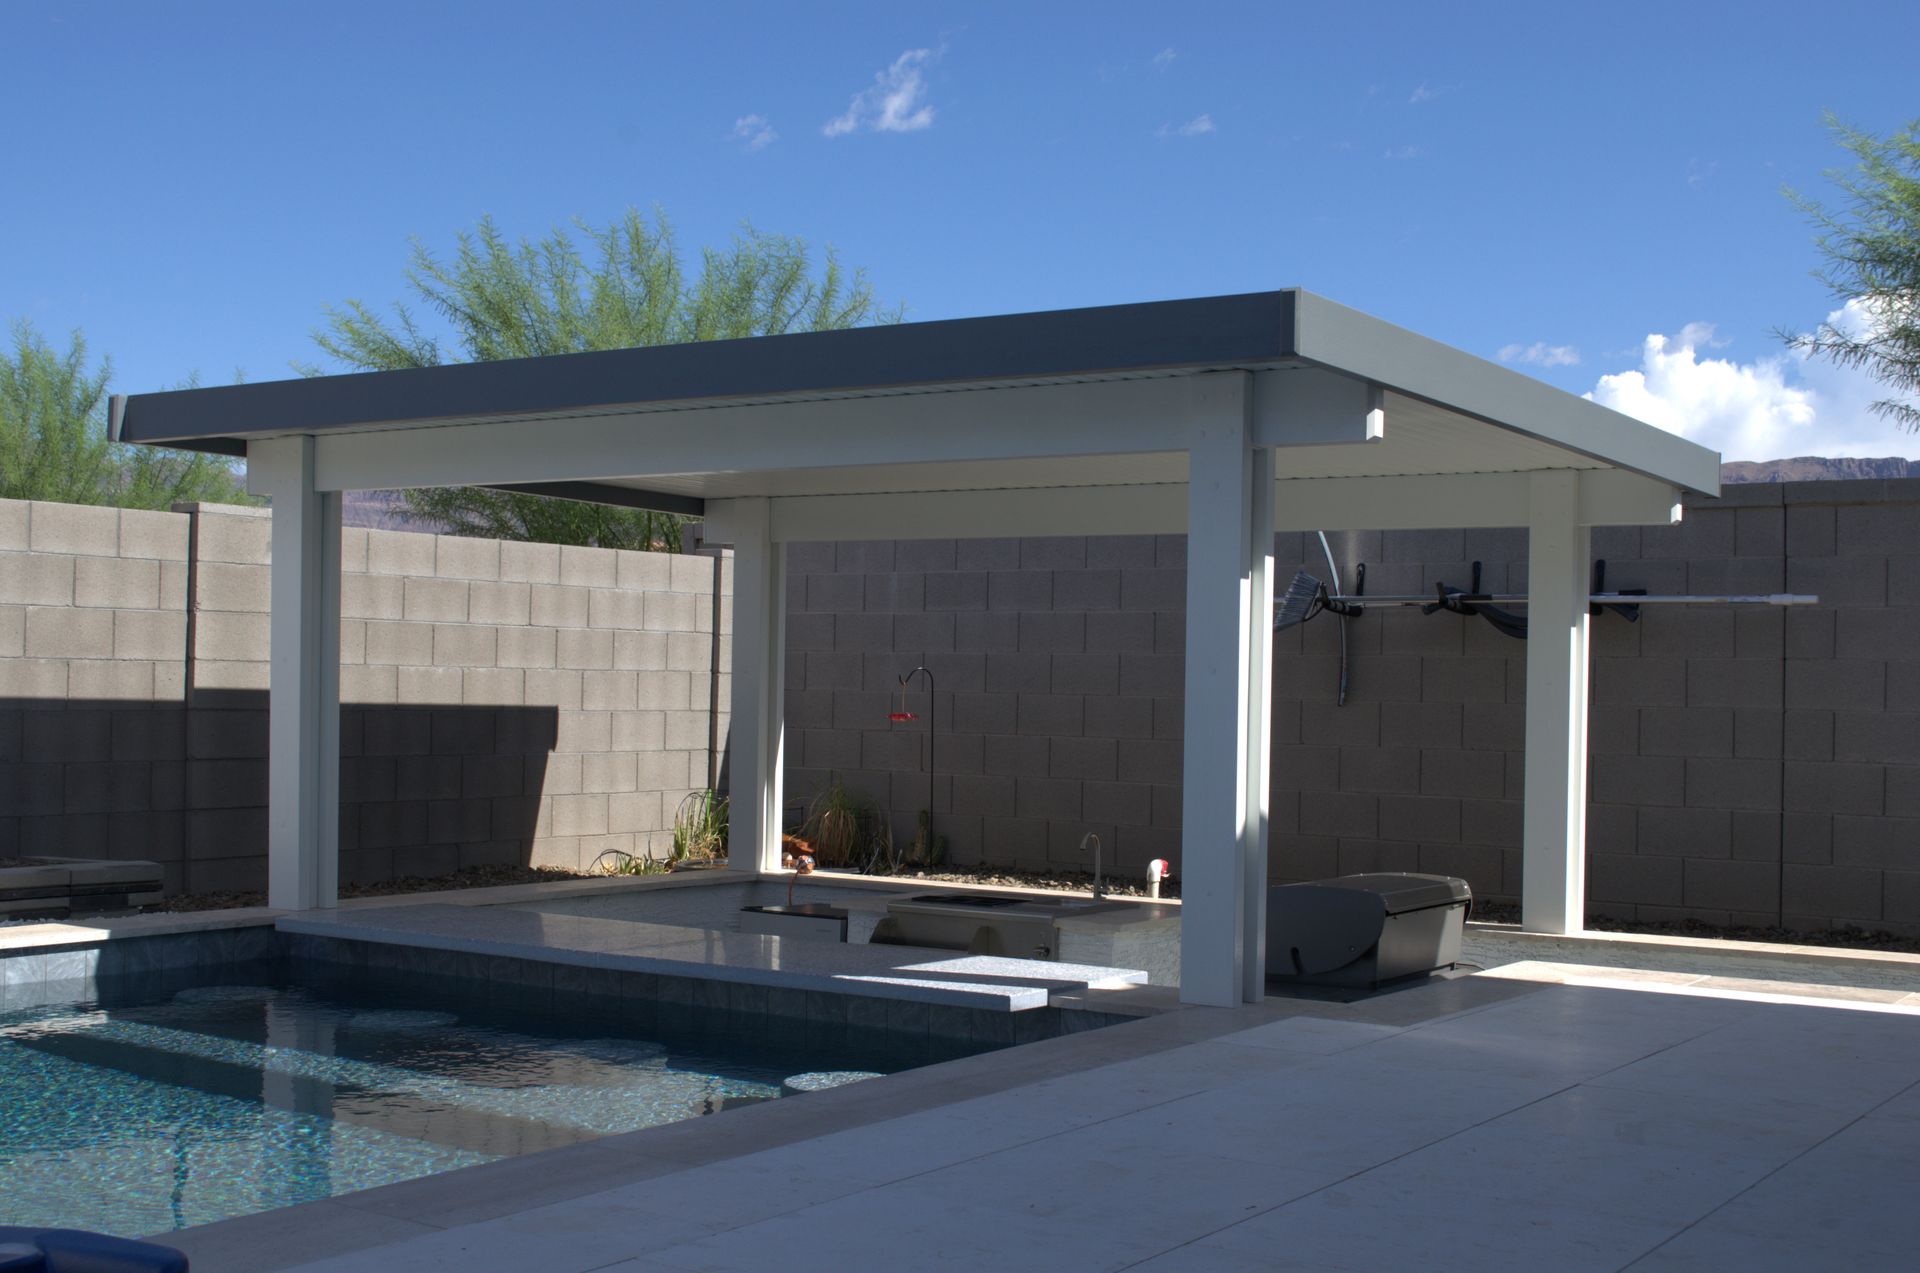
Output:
(1274, 570), (1325, 632)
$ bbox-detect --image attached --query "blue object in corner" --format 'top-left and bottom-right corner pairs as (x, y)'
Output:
(0, 1229), (188, 1273)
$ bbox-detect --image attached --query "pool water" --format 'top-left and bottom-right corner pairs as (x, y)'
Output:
(0, 967), (910, 1237)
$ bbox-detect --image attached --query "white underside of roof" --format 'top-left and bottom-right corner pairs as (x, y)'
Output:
(585, 390), (1603, 502)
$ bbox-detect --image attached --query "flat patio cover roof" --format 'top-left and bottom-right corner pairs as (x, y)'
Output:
(115, 289), (1719, 513)
(115, 288), (1722, 1008)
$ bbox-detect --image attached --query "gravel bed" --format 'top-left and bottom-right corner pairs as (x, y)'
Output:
(868, 865), (1182, 899)
(1469, 899), (1920, 955)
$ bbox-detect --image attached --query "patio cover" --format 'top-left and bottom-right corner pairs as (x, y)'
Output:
(116, 289), (1720, 1006)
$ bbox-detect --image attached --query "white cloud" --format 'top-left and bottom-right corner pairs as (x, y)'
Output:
(1410, 82), (1437, 104)
(1157, 113), (1214, 138)
(824, 49), (937, 137)
(1499, 341), (1581, 368)
(1152, 47), (1177, 69)
(1383, 144), (1422, 160)
(1586, 304), (1919, 461)
(731, 114), (776, 151)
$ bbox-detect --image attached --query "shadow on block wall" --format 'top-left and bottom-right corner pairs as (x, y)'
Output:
(0, 692), (556, 896)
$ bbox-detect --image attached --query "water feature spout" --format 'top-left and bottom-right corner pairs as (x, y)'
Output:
(787, 851), (814, 907)
(1082, 831), (1105, 900)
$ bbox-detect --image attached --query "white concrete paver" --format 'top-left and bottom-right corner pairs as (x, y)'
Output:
(278, 974), (1920, 1273)
(1624, 1114), (1920, 1270)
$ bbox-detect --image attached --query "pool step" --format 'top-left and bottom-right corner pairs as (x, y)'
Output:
(9, 1013), (771, 1152)
(280, 904), (1149, 1011)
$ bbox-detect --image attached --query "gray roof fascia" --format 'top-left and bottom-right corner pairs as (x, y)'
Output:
(114, 291), (1300, 451)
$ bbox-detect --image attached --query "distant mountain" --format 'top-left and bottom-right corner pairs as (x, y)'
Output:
(1721, 457), (1916, 483)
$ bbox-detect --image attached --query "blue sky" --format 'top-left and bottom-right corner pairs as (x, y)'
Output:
(5, 0), (1916, 461)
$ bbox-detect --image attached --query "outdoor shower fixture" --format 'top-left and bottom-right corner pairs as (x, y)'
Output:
(1277, 561), (1818, 640)
(1275, 560), (1818, 635)
(888, 665), (936, 842)
(1277, 557), (1820, 705)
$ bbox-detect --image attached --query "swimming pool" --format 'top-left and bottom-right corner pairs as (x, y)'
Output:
(0, 960), (950, 1238)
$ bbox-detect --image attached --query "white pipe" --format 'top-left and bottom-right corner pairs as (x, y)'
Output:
(1311, 593), (1819, 607)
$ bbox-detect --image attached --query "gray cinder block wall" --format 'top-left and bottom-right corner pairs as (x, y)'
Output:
(5, 480), (1914, 933)
(783, 535), (1192, 875)
(0, 498), (729, 894)
(783, 478), (1920, 936)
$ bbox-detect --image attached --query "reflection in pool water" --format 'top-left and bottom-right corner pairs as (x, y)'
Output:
(0, 969), (908, 1237)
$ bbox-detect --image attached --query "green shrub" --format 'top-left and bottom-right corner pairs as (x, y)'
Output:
(671, 789), (730, 863)
(801, 774), (870, 868)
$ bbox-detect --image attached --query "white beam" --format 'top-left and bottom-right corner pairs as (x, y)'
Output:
(311, 378), (1196, 493)
(762, 484), (1188, 542)
(1577, 469), (1685, 527)
(714, 467), (1682, 545)
(249, 437), (341, 911)
(724, 498), (785, 875)
(310, 371), (1388, 495)
(1271, 469), (1682, 531)
(1253, 368), (1384, 448)
(1521, 470), (1591, 935)
(1178, 371), (1272, 1006)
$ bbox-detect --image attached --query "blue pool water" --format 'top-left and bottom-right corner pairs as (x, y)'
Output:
(0, 968), (918, 1238)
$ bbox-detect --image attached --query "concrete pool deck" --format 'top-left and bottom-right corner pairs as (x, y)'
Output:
(162, 954), (1920, 1273)
(10, 876), (1917, 1269)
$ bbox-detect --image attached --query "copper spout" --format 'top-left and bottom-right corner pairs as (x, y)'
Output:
(787, 852), (815, 907)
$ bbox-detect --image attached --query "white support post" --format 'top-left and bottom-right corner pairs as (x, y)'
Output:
(250, 436), (342, 911)
(1521, 469), (1592, 934)
(1178, 372), (1274, 1006)
(726, 497), (785, 874)
(1241, 445), (1277, 1003)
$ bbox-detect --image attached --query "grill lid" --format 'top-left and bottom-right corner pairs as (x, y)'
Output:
(1284, 872), (1470, 915)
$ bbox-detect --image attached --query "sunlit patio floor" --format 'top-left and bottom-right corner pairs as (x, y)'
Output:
(166, 951), (1920, 1273)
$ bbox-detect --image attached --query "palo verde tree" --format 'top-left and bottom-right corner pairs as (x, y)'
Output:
(307, 209), (897, 548)
(0, 320), (253, 508)
(1786, 114), (1920, 432)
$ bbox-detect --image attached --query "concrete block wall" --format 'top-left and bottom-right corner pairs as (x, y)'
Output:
(334, 520), (732, 882)
(0, 498), (727, 894)
(1267, 524), (1530, 912)
(784, 477), (1920, 936)
(1565, 479), (1917, 935)
(6, 477), (1913, 931)
(1, 500), (191, 882)
(782, 536), (1191, 876)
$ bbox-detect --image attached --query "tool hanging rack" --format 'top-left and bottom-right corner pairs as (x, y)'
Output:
(1275, 559), (1819, 705)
